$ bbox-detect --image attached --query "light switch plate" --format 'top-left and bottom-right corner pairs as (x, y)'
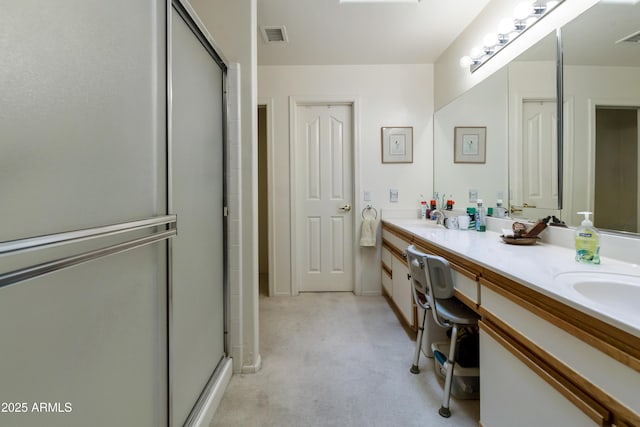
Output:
(390, 189), (398, 203)
(469, 190), (478, 203)
(364, 190), (371, 202)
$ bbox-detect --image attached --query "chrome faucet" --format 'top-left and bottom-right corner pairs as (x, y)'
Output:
(430, 209), (444, 225)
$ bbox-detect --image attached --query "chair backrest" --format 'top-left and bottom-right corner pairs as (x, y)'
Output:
(406, 245), (430, 302)
(406, 245), (456, 326)
(425, 254), (456, 300)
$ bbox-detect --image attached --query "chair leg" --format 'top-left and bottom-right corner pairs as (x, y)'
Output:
(410, 308), (427, 374)
(439, 324), (459, 418)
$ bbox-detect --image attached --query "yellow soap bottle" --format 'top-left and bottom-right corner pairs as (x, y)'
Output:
(575, 211), (600, 264)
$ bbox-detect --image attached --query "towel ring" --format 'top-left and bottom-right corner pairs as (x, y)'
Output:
(362, 205), (378, 220)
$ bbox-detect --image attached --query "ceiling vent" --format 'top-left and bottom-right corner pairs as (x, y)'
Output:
(261, 26), (288, 44)
(616, 30), (640, 44)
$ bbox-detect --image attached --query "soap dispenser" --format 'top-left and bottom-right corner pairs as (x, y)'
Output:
(575, 211), (600, 264)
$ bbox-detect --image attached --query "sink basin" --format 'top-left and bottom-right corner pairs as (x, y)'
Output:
(555, 272), (640, 321)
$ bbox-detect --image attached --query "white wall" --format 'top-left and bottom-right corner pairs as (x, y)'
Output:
(259, 64), (434, 296)
(434, 67), (509, 210)
(189, 0), (260, 373)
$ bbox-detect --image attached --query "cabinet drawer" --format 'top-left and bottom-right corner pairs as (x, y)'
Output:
(381, 229), (411, 254)
(452, 268), (478, 305)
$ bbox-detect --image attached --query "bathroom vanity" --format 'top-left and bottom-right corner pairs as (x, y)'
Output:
(381, 219), (640, 427)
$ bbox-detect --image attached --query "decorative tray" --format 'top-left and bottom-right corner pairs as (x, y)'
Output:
(500, 236), (540, 246)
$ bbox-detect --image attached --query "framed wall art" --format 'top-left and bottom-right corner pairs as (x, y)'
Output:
(381, 126), (413, 163)
(454, 126), (486, 164)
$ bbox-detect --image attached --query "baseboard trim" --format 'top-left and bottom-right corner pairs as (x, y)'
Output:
(360, 290), (382, 297)
(188, 358), (233, 427)
(241, 353), (262, 374)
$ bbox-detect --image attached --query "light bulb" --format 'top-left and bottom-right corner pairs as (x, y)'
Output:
(470, 46), (484, 60)
(514, 1), (533, 20)
(483, 32), (499, 48)
(459, 56), (473, 68)
(498, 18), (514, 35)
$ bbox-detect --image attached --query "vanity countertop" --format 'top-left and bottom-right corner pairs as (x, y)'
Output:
(382, 218), (640, 338)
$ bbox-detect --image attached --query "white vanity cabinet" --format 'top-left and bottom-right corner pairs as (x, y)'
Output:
(391, 252), (415, 327)
(381, 221), (482, 332)
(479, 327), (598, 427)
(380, 219), (640, 427)
(479, 272), (640, 427)
(381, 226), (416, 331)
(381, 245), (393, 296)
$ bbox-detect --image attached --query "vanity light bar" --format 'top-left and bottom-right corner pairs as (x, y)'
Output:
(460, 0), (564, 72)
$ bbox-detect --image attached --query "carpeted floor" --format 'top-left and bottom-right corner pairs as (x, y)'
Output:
(210, 292), (480, 427)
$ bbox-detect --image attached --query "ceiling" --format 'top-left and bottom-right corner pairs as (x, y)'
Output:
(562, 1), (640, 67)
(257, 0), (491, 66)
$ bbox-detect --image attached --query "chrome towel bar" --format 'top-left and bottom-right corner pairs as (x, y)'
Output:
(0, 215), (177, 255)
(0, 215), (177, 289)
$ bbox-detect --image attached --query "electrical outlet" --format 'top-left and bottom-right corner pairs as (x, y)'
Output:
(469, 190), (478, 203)
(389, 189), (398, 203)
(364, 190), (371, 202)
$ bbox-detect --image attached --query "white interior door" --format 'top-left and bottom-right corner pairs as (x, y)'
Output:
(517, 99), (559, 218)
(294, 104), (354, 292)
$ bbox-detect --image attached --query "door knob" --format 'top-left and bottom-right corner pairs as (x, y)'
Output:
(339, 204), (352, 212)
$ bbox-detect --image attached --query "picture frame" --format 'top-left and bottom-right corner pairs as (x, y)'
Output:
(454, 126), (486, 164)
(381, 127), (413, 163)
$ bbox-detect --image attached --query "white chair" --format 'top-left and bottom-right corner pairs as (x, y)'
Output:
(406, 244), (480, 418)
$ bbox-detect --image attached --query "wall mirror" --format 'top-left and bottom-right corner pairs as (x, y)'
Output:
(562, 1), (640, 235)
(507, 30), (560, 220)
(433, 30), (557, 217)
(433, 67), (509, 211)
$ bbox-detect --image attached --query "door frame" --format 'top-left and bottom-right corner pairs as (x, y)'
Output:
(258, 98), (276, 297)
(510, 95), (559, 215)
(288, 96), (360, 296)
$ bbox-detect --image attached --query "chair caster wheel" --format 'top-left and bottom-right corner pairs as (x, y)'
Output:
(439, 407), (451, 418)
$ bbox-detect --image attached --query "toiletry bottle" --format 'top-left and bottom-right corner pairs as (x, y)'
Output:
(467, 207), (476, 230)
(575, 211), (600, 264)
(475, 200), (486, 232)
(495, 199), (505, 218)
(420, 199), (427, 219)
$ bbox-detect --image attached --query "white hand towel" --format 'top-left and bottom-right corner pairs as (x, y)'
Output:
(359, 216), (378, 247)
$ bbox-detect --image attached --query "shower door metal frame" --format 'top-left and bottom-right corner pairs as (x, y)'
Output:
(167, 1), (230, 425)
